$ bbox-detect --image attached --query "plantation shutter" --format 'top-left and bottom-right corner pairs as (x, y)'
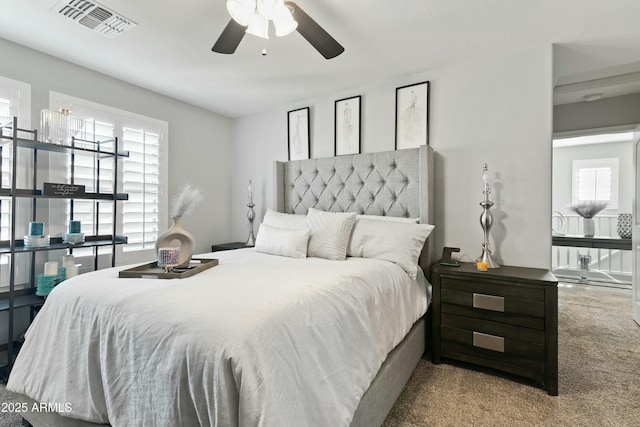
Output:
(122, 127), (160, 251)
(66, 120), (161, 253)
(0, 97), (11, 241)
(572, 158), (619, 209)
(65, 119), (116, 255)
(576, 167), (612, 202)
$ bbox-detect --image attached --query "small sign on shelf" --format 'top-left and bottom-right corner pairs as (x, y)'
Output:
(43, 183), (85, 197)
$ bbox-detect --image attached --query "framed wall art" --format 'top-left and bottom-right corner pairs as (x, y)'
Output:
(334, 95), (361, 156)
(287, 107), (310, 160)
(395, 81), (429, 149)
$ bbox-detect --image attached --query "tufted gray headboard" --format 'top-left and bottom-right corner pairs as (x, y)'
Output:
(273, 146), (435, 267)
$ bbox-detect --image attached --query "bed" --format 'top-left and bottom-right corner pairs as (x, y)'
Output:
(7, 145), (435, 427)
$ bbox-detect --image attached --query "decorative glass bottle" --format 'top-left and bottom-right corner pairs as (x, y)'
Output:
(39, 107), (84, 145)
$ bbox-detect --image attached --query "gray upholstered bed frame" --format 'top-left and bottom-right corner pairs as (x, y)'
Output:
(274, 145), (435, 427)
(274, 145), (435, 270)
(17, 146), (435, 427)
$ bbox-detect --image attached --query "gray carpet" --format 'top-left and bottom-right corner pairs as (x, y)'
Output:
(1, 284), (638, 427)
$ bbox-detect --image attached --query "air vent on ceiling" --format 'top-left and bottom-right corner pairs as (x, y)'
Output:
(53, 0), (137, 39)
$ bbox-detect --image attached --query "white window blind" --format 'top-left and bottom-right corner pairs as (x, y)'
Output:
(66, 118), (116, 256)
(122, 127), (160, 251)
(0, 96), (11, 242)
(0, 76), (31, 269)
(572, 158), (619, 209)
(52, 92), (167, 261)
(576, 167), (611, 201)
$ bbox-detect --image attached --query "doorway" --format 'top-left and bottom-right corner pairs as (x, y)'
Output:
(551, 129), (634, 287)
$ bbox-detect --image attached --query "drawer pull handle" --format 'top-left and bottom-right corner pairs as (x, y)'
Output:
(473, 293), (504, 312)
(473, 332), (505, 352)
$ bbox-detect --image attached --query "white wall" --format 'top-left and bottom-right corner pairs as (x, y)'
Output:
(231, 44), (554, 269)
(0, 37), (234, 256)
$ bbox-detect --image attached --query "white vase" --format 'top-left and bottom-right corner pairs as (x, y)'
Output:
(155, 217), (195, 268)
(582, 217), (595, 237)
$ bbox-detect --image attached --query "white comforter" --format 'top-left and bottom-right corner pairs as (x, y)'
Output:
(8, 249), (428, 427)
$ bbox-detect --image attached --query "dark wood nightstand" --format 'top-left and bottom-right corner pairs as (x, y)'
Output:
(431, 262), (558, 395)
(211, 242), (253, 252)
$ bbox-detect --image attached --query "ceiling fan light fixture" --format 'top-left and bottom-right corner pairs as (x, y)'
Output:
(273, 5), (297, 37)
(246, 13), (270, 39)
(226, 0), (255, 26)
(256, 0), (284, 20)
(214, 1), (344, 59)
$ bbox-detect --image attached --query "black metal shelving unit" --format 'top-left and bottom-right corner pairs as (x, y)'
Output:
(0, 117), (129, 379)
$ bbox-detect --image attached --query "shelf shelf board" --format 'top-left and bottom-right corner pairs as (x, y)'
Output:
(0, 235), (128, 253)
(0, 188), (128, 200)
(0, 136), (129, 158)
(552, 235), (632, 250)
(0, 293), (44, 312)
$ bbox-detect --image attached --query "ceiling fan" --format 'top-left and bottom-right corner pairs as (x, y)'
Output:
(212, 0), (344, 59)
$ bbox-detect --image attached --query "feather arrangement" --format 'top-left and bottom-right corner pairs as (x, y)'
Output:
(171, 185), (204, 219)
(568, 201), (608, 218)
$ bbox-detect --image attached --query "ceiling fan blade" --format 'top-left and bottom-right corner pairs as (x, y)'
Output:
(285, 1), (344, 59)
(212, 19), (246, 54)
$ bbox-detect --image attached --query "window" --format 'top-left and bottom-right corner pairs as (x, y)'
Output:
(0, 96), (12, 242)
(572, 158), (619, 209)
(50, 92), (168, 263)
(0, 76), (30, 279)
(0, 77), (31, 241)
(65, 117), (116, 255)
(121, 127), (160, 251)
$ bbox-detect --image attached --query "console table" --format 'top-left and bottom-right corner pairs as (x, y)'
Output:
(552, 235), (631, 250)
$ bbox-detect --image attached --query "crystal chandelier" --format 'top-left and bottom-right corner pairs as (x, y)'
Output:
(226, 0), (298, 39)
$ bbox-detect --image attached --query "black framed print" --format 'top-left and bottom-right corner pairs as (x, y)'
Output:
(395, 81), (429, 149)
(287, 107), (310, 160)
(334, 95), (361, 156)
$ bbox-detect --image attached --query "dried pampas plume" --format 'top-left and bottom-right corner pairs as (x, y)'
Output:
(567, 201), (608, 219)
(171, 185), (204, 219)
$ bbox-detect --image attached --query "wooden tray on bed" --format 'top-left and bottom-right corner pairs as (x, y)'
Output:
(118, 257), (218, 279)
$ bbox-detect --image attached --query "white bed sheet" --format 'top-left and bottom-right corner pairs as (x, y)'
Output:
(8, 249), (428, 427)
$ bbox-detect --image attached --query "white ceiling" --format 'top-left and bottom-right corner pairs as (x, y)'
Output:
(2, 0), (640, 117)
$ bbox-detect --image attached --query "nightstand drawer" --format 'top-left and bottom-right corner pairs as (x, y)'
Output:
(441, 277), (545, 329)
(441, 325), (545, 360)
(441, 313), (546, 376)
(441, 325), (545, 380)
(442, 313), (545, 347)
(441, 277), (545, 301)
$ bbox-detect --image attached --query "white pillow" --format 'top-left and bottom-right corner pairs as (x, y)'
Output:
(254, 223), (310, 259)
(262, 209), (308, 230)
(356, 214), (420, 224)
(348, 219), (435, 278)
(306, 208), (357, 260)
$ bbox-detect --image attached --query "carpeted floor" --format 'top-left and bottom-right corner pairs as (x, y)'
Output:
(0, 284), (638, 427)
